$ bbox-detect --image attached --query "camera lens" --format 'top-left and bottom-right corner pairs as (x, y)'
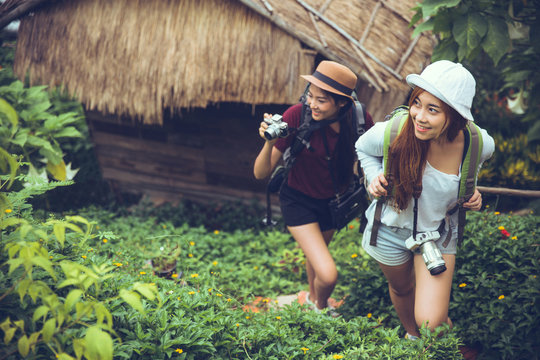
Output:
(264, 127), (277, 140)
(420, 241), (447, 276)
(429, 264), (447, 276)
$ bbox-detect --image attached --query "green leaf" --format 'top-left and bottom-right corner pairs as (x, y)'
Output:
(452, 12), (487, 54)
(65, 289), (83, 311)
(412, 17), (434, 38)
(32, 305), (49, 322)
(18, 335), (29, 357)
(73, 338), (86, 360)
(133, 282), (157, 301)
(55, 126), (82, 138)
(0, 98), (18, 129)
(0, 147), (19, 189)
(42, 318), (56, 342)
(31, 256), (56, 279)
(119, 289), (144, 314)
(420, 0), (461, 18)
(84, 326), (113, 360)
(54, 223), (65, 248)
(482, 17), (510, 65)
(3, 327), (16, 344)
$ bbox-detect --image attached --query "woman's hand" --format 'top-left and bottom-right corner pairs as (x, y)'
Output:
(463, 188), (482, 211)
(258, 113), (277, 143)
(368, 173), (388, 198)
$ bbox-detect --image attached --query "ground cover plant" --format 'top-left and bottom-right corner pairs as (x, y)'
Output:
(2, 197), (538, 359)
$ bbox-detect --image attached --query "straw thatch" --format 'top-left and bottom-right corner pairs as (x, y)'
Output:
(13, 0), (316, 124)
(10, 0), (434, 125)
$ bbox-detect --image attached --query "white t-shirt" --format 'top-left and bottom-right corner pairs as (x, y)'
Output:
(356, 121), (495, 232)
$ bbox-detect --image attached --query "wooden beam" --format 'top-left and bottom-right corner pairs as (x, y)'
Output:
(295, 0), (403, 80)
(0, 0), (48, 30)
(477, 186), (540, 198)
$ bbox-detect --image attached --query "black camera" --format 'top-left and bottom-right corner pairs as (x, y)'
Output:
(263, 114), (289, 140)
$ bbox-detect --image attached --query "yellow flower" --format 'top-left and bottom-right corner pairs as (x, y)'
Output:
(208, 288), (212, 292)
(498, 295), (505, 300)
(175, 348), (183, 354)
(139, 271), (146, 275)
(351, 253), (358, 258)
(276, 316), (281, 320)
(485, 204), (490, 208)
(113, 262), (122, 267)
(88, 248), (93, 252)
(213, 261), (218, 266)
(102, 238), (108, 243)
(498, 226), (505, 230)
(262, 298), (269, 303)
(162, 225), (167, 229)
(227, 298), (232, 302)
(494, 211), (500, 215)
(216, 293), (222, 297)
(246, 316), (250, 319)
(333, 355), (344, 359)
(459, 283), (467, 288)
(301, 347), (309, 354)
(214, 230), (219, 234)
(236, 323), (240, 327)
(81, 255), (87, 259)
(4, 209), (12, 213)
(188, 253), (193, 258)
(191, 273), (199, 278)
(511, 236), (517, 240)
(188, 291), (195, 295)
(189, 241), (195, 246)
(253, 266), (259, 270)
(367, 313), (372, 318)
(172, 273), (178, 278)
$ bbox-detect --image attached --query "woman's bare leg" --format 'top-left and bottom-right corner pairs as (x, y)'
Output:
(378, 259), (418, 336)
(289, 223), (336, 309)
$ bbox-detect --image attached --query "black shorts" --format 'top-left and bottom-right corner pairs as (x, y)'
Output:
(279, 183), (335, 231)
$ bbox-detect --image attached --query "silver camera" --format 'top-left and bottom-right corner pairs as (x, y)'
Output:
(263, 114), (289, 140)
(405, 231), (447, 276)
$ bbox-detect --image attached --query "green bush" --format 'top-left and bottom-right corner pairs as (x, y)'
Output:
(451, 211), (539, 359)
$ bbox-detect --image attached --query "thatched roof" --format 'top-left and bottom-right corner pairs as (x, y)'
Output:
(7, 0), (434, 125)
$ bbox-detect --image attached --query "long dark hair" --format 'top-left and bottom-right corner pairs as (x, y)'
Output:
(388, 87), (467, 210)
(324, 91), (355, 190)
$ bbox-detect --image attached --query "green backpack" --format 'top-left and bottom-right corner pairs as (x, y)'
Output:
(369, 105), (484, 247)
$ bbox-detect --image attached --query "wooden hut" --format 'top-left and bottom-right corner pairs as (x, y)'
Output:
(2, 0), (434, 205)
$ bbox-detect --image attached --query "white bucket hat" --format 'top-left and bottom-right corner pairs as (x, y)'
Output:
(406, 60), (476, 121)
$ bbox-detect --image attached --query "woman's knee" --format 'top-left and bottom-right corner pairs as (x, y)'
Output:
(316, 267), (338, 287)
(388, 282), (414, 297)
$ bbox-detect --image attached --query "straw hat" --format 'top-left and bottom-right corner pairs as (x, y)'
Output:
(301, 61), (357, 100)
(406, 60), (476, 121)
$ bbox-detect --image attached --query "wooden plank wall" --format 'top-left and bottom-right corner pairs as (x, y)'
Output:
(86, 103), (289, 208)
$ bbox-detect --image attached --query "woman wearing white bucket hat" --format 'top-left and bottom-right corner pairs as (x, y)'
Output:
(356, 60), (495, 338)
(254, 61), (373, 315)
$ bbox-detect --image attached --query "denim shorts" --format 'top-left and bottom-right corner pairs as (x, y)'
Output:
(279, 183), (334, 231)
(362, 223), (457, 266)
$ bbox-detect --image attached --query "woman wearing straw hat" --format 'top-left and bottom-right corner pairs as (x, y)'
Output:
(254, 61), (373, 314)
(356, 60), (494, 338)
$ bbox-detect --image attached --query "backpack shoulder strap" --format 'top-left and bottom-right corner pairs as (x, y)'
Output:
(441, 121), (484, 246)
(459, 121), (483, 200)
(369, 105), (408, 246)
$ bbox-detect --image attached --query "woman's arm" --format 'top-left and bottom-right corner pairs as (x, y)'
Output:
(355, 121), (386, 186)
(253, 117), (283, 180)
